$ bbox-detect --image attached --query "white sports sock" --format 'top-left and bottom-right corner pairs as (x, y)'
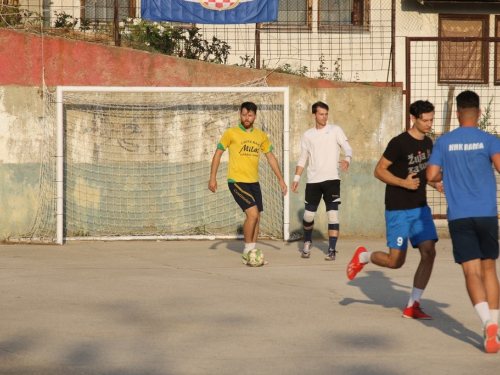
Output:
(490, 309), (499, 325)
(250, 242), (256, 250)
(359, 251), (371, 264)
(474, 302), (492, 326)
(243, 243), (253, 254)
(407, 287), (424, 308)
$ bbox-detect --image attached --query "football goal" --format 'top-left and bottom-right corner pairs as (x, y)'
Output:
(42, 86), (290, 244)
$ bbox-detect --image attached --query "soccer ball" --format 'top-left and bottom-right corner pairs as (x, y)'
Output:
(246, 249), (265, 267)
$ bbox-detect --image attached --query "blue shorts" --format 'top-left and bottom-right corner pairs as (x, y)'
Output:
(448, 217), (499, 264)
(228, 182), (263, 212)
(385, 206), (438, 250)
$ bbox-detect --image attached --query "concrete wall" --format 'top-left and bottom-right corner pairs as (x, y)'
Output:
(0, 29), (402, 242)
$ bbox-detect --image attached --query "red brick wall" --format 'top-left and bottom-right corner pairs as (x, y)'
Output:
(0, 29), (378, 88)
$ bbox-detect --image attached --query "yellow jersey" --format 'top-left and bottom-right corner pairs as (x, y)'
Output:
(217, 124), (274, 183)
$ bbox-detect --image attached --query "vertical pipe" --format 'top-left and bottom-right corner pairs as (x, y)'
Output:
(255, 24), (261, 69)
(56, 87), (64, 245)
(405, 37), (411, 131)
(392, 0), (396, 86)
(283, 87), (290, 241)
(114, 0), (121, 47)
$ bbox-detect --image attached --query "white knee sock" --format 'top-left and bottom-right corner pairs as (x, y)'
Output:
(244, 243), (253, 254)
(490, 309), (499, 325)
(474, 302), (492, 326)
(407, 287), (424, 308)
(359, 251), (371, 264)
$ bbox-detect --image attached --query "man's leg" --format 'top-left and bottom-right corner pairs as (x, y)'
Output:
(325, 201), (340, 260)
(414, 241), (436, 287)
(462, 259), (497, 310)
(301, 183), (321, 258)
(300, 210), (315, 258)
(347, 247), (406, 280)
(462, 258), (500, 353)
(244, 205), (260, 246)
(370, 248), (407, 269)
(347, 209), (409, 280)
(251, 209), (261, 244)
(400, 239), (436, 319)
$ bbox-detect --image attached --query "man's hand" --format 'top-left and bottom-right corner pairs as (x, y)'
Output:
(208, 178), (217, 193)
(402, 173), (419, 190)
(435, 181), (444, 194)
(291, 181), (299, 193)
(339, 160), (350, 173)
(280, 181), (288, 196)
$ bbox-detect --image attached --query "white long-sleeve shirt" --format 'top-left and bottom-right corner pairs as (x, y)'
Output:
(297, 124), (353, 183)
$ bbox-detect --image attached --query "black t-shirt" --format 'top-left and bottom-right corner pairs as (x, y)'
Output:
(383, 132), (433, 211)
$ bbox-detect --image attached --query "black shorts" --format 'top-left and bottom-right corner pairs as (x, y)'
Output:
(304, 180), (341, 207)
(228, 182), (263, 212)
(448, 216), (499, 264)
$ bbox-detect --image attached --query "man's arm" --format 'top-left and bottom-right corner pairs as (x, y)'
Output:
(374, 156), (419, 190)
(339, 140), (353, 173)
(291, 138), (308, 193)
(426, 164), (442, 184)
(208, 148), (224, 193)
(492, 153), (500, 173)
(427, 180), (444, 194)
(291, 165), (304, 193)
(265, 152), (288, 196)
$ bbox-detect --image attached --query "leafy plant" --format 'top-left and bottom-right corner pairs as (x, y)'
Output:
(236, 55), (256, 68)
(53, 11), (77, 29)
(274, 63), (309, 77)
(79, 18), (91, 32)
(478, 96), (494, 132)
(317, 54), (343, 81)
(120, 19), (230, 63)
(0, 5), (22, 27)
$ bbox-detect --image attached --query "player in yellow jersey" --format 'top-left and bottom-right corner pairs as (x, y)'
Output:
(208, 102), (287, 262)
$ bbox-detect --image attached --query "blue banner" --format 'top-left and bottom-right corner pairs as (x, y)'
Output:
(141, 0), (279, 24)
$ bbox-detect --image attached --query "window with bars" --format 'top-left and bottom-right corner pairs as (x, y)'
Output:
(260, 0), (310, 30)
(82, 0), (133, 22)
(319, 0), (369, 30)
(438, 14), (489, 84)
(260, 0), (369, 31)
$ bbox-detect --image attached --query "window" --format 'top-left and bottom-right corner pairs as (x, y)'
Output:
(319, 0), (369, 31)
(260, 0), (369, 31)
(82, 0), (132, 22)
(438, 14), (489, 84)
(261, 0), (310, 30)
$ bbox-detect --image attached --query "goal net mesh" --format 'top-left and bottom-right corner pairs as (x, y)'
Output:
(26, 83), (285, 240)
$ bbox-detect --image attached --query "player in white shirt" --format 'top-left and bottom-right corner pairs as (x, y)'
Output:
(291, 101), (353, 260)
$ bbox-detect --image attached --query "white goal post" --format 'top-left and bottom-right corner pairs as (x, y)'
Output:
(55, 86), (290, 245)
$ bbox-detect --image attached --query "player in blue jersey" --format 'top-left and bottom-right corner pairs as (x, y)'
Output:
(427, 90), (500, 353)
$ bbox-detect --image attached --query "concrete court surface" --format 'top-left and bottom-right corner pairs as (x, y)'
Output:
(0, 237), (499, 375)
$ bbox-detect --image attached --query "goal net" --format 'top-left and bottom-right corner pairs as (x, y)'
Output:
(25, 84), (290, 244)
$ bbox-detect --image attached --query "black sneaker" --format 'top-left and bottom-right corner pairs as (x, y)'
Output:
(325, 248), (337, 261)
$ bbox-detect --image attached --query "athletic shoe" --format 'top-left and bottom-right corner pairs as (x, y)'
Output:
(402, 301), (432, 320)
(301, 241), (312, 258)
(325, 248), (337, 261)
(347, 246), (367, 280)
(483, 321), (500, 354)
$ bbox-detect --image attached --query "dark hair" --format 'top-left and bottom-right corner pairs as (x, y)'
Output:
(312, 101), (329, 114)
(456, 90), (480, 110)
(241, 102), (258, 114)
(409, 100), (434, 119)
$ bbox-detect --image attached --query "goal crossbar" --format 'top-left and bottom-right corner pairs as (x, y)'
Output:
(56, 86), (290, 245)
